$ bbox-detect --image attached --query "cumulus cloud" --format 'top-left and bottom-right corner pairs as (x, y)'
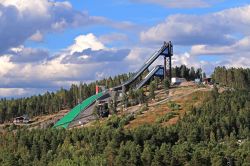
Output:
(125, 47), (154, 64)
(0, 0), (67, 52)
(62, 48), (130, 64)
(140, 5), (250, 46)
(191, 36), (250, 55)
(129, 0), (211, 8)
(189, 36), (250, 70)
(68, 33), (105, 54)
(0, 0), (52, 16)
(0, 33), (133, 97)
(138, 5), (250, 71)
(60, 33), (130, 64)
(0, 55), (15, 77)
(0, 0), (136, 53)
(5, 46), (49, 63)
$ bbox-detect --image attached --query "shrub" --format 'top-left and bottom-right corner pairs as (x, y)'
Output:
(119, 114), (135, 127)
(155, 112), (178, 123)
(168, 101), (181, 111)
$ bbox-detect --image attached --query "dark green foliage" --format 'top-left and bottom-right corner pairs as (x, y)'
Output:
(172, 65), (203, 81)
(1, 89), (249, 165)
(128, 88), (138, 106)
(105, 114), (135, 128)
(168, 101), (181, 111)
(136, 88), (146, 104)
(149, 81), (156, 100)
(163, 78), (170, 91)
(212, 66), (250, 89)
(108, 99), (117, 115)
(122, 93), (129, 108)
(119, 114), (135, 127)
(92, 105), (99, 118)
(155, 111), (179, 123)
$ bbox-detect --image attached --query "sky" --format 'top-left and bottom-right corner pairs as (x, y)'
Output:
(0, 0), (250, 98)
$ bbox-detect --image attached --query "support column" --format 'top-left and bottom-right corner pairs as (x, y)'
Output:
(164, 56), (167, 79)
(168, 41), (173, 83)
(169, 56), (172, 83)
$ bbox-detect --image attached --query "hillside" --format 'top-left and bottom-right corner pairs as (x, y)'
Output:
(0, 67), (250, 165)
(0, 85), (249, 165)
(0, 83), (207, 130)
(125, 86), (209, 129)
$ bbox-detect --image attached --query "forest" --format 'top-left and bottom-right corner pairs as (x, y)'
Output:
(0, 65), (203, 123)
(212, 67), (250, 89)
(0, 86), (249, 165)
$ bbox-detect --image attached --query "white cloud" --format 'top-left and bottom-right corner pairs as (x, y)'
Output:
(68, 33), (105, 54)
(140, 5), (250, 46)
(0, 0), (136, 53)
(190, 45), (233, 56)
(0, 53), (103, 89)
(0, 0), (50, 17)
(0, 55), (14, 76)
(0, 33), (132, 97)
(7, 46), (49, 63)
(189, 37), (250, 71)
(0, 0), (75, 52)
(171, 52), (225, 75)
(191, 36), (250, 55)
(125, 47), (155, 70)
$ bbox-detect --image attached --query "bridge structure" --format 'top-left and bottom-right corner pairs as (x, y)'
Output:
(53, 41), (173, 128)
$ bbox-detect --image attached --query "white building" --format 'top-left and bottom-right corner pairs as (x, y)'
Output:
(195, 78), (201, 84)
(171, 77), (186, 84)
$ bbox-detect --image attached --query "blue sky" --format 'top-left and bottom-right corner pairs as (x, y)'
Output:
(0, 0), (250, 97)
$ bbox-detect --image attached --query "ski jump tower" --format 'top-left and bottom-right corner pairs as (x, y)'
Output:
(54, 41), (173, 128)
(113, 41), (173, 92)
